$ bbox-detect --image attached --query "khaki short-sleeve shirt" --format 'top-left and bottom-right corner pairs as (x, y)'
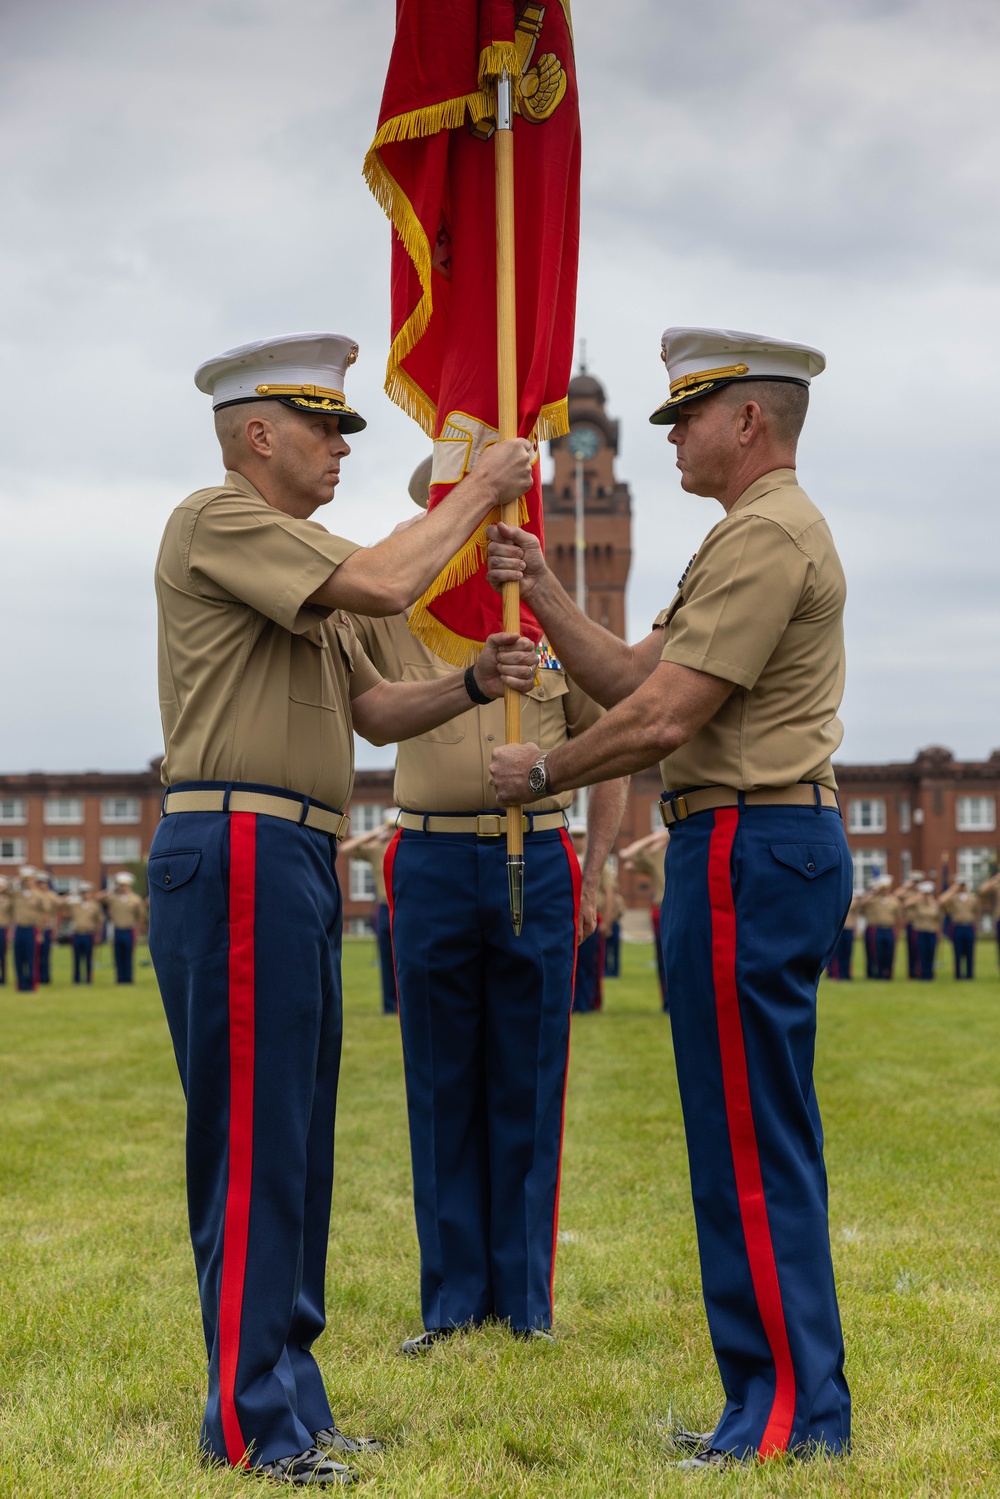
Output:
(102, 891), (146, 928)
(348, 612), (603, 813)
(350, 837), (390, 904)
(11, 888), (42, 926)
(862, 894), (900, 927)
(654, 470), (846, 794)
(156, 470), (381, 810)
(70, 899), (105, 935)
(943, 890), (979, 922)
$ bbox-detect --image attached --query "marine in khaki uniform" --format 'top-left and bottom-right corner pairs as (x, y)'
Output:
(98, 872), (147, 984)
(149, 332), (536, 1486)
(941, 880), (979, 980)
(350, 573), (627, 1344)
(67, 881), (104, 985)
(488, 327), (853, 1466)
(11, 866), (43, 993)
(34, 872), (60, 984)
(826, 894), (860, 980)
(597, 857), (624, 978)
(908, 882), (943, 980)
(978, 870), (1000, 972)
(859, 876), (901, 980)
(0, 877), (11, 985)
(621, 829), (670, 1008)
(339, 819), (397, 1014)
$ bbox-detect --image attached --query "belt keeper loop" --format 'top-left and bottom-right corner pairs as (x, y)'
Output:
(298, 796), (311, 826)
(222, 782), (234, 814)
(813, 783), (823, 814)
(737, 790), (746, 813)
(526, 812), (535, 834)
(160, 788), (169, 817)
(421, 814), (430, 835)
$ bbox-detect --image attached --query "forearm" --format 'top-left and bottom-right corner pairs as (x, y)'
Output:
(317, 478), (499, 615)
(581, 778), (629, 895)
(524, 570), (648, 707)
(352, 673), (479, 746)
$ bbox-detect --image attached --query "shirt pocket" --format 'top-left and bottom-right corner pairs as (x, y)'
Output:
(289, 630), (340, 712)
(769, 843), (841, 880)
(399, 658), (469, 744)
(522, 668), (569, 749)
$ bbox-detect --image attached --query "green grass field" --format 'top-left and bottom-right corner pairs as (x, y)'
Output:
(2, 934), (999, 1497)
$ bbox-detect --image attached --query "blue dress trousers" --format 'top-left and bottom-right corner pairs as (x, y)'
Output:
(387, 821), (580, 1334)
(661, 799), (852, 1459)
(148, 784), (344, 1470)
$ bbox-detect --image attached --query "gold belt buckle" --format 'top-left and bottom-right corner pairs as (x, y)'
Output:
(476, 814), (504, 837)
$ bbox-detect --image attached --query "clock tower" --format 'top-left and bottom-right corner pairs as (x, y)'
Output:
(542, 367), (632, 639)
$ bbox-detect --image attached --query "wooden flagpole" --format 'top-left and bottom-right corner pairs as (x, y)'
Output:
(495, 69), (524, 935)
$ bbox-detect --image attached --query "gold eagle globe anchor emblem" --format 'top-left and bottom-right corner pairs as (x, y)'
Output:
(471, 3), (568, 139)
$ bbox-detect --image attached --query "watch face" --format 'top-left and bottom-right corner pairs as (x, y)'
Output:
(528, 764), (547, 793)
(566, 425), (600, 461)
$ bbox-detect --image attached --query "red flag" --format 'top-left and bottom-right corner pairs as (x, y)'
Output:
(365, 0), (580, 664)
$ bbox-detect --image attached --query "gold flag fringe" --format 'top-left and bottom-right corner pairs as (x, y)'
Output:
(478, 41), (520, 86)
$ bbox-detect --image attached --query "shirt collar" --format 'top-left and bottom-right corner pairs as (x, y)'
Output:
(224, 468), (270, 505)
(728, 467), (799, 517)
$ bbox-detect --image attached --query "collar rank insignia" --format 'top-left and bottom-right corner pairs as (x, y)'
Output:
(536, 640), (563, 671)
(677, 553), (697, 591)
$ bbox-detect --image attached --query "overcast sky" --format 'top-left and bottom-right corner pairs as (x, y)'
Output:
(1, 0), (998, 774)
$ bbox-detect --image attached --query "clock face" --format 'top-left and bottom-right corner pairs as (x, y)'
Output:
(566, 426), (600, 460)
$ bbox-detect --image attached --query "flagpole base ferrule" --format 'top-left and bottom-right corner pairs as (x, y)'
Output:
(507, 856), (524, 936)
(497, 71), (513, 131)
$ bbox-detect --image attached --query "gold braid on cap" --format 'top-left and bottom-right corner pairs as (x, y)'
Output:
(667, 362), (750, 396)
(256, 383), (346, 401)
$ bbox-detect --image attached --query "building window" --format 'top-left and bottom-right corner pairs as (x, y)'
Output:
(847, 799), (886, 834)
(44, 797), (83, 825)
(44, 837), (84, 864)
(100, 836), (141, 862)
(349, 860), (376, 902)
(101, 796), (140, 824)
(0, 798), (26, 824)
(956, 796), (996, 832)
(898, 799), (911, 834)
(956, 847), (997, 888)
(900, 850), (912, 882)
(346, 916), (372, 937)
(851, 848), (888, 895)
(0, 837), (27, 863)
(351, 803), (386, 835)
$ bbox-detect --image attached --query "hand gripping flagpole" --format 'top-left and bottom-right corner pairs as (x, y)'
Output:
(495, 69), (525, 936)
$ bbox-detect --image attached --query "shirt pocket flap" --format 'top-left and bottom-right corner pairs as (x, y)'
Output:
(148, 851), (201, 892)
(769, 843), (841, 880)
(529, 668), (569, 704)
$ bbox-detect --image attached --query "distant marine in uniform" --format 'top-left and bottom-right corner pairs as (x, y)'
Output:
(68, 882), (104, 985)
(11, 866), (42, 993)
(0, 876), (11, 985)
(941, 879), (979, 979)
(98, 872), (146, 984)
(34, 871), (59, 984)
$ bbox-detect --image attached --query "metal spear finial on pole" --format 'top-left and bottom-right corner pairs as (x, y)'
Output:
(495, 69), (524, 936)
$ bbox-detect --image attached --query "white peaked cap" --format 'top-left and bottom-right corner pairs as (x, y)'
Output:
(918, 881), (935, 893)
(19, 866), (36, 878)
(115, 871), (135, 883)
(877, 874), (894, 888)
(650, 326), (826, 425)
(408, 454), (433, 509)
(195, 332), (366, 433)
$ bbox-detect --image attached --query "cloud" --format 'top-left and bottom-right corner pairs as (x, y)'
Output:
(1, 0), (999, 774)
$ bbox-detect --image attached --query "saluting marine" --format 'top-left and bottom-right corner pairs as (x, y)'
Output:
(941, 880), (979, 980)
(34, 872), (59, 984)
(148, 332), (536, 1486)
(0, 877), (11, 985)
(859, 876), (900, 981)
(488, 327), (853, 1467)
(907, 881), (943, 980)
(11, 866), (43, 993)
(67, 882), (105, 985)
(98, 871), (147, 984)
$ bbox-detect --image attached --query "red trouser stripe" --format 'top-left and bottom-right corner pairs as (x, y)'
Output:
(550, 829), (583, 1305)
(383, 830), (402, 1021)
(219, 812), (257, 1467)
(707, 808), (796, 1456)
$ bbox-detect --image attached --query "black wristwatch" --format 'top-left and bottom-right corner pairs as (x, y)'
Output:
(463, 665), (493, 705)
(527, 754), (550, 795)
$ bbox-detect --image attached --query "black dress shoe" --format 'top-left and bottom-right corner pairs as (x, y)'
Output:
(398, 1327), (456, 1355)
(513, 1327), (555, 1342)
(674, 1447), (736, 1471)
(257, 1445), (358, 1485)
(671, 1429), (715, 1455)
(313, 1425), (384, 1455)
